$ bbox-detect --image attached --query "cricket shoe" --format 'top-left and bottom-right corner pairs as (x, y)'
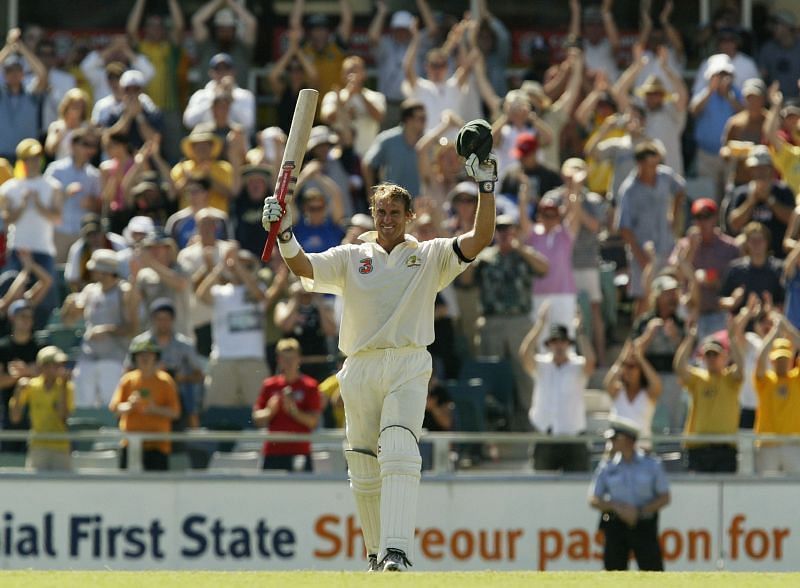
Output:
(381, 549), (411, 572)
(367, 554), (380, 572)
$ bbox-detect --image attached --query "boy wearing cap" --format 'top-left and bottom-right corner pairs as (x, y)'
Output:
(97, 69), (163, 151)
(110, 339), (180, 471)
(753, 314), (800, 473)
(674, 324), (744, 472)
(589, 416), (670, 571)
(9, 346), (73, 471)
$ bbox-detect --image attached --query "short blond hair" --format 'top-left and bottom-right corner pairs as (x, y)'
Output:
(369, 183), (414, 215)
(276, 337), (302, 354)
(58, 88), (90, 121)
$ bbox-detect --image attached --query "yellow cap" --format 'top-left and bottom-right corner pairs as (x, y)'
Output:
(16, 138), (42, 160)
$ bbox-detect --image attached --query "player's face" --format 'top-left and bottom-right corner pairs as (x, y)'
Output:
(373, 197), (412, 247)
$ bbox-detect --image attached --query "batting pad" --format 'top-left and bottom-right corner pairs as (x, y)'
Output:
(345, 449), (382, 557)
(378, 426), (422, 562)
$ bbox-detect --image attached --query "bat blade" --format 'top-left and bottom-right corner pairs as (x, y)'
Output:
(262, 88), (319, 262)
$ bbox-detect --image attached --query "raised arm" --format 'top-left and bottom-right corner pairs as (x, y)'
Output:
(456, 154), (497, 261)
(126, 0), (147, 40)
(568, 0), (581, 39)
(634, 338), (662, 401)
(168, 0), (186, 46)
(764, 81), (784, 150)
(575, 314), (596, 376)
(520, 302), (549, 376)
(659, 46), (688, 111)
(191, 0), (226, 44)
(337, 0), (353, 42)
(415, 0), (438, 40)
(402, 19), (422, 89)
(225, 0), (258, 47)
(755, 318), (781, 379)
(612, 44), (646, 111)
(673, 325), (697, 383)
(552, 47), (584, 115)
(367, 0), (389, 47)
(16, 36), (48, 93)
(659, 1), (684, 61)
(601, 0), (620, 52)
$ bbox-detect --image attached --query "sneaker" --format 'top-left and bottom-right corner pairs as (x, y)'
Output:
(381, 548), (411, 572)
(367, 554), (380, 572)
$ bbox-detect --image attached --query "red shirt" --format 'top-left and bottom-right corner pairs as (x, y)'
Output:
(254, 374), (321, 456)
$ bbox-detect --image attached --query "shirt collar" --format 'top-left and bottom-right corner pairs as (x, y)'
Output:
(358, 231), (420, 249)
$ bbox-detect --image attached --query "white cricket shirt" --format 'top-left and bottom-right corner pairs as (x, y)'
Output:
(529, 353), (588, 435)
(301, 233), (468, 356)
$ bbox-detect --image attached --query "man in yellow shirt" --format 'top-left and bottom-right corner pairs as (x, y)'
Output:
(172, 125), (234, 213)
(674, 325), (743, 472)
(754, 315), (800, 473)
(9, 346), (74, 471)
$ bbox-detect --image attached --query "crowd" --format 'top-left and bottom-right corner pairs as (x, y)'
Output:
(1, 0), (800, 476)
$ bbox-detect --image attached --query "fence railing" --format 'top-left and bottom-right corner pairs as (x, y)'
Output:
(1, 429), (799, 476)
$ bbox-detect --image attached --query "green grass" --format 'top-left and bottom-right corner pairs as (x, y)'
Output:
(1, 571), (799, 588)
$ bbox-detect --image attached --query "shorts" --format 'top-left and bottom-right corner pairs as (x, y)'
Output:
(573, 268), (602, 303)
(205, 357), (269, 407)
(26, 447), (72, 471)
(73, 358), (125, 408)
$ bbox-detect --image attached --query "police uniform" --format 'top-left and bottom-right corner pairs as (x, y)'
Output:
(302, 232), (469, 563)
(589, 418), (670, 570)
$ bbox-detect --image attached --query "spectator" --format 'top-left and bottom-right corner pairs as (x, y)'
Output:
(192, 0), (257, 89)
(80, 35), (154, 103)
(274, 280), (338, 382)
(499, 133), (562, 201)
(126, 0), (187, 163)
(113, 214), (154, 280)
(719, 78), (768, 201)
(0, 139), (63, 321)
(416, 115), (465, 207)
(470, 0), (511, 97)
(267, 31), (319, 136)
(293, 188), (345, 254)
(97, 70), (163, 152)
(130, 230), (190, 338)
(195, 245), (270, 407)
(576, 75), (620, 197)
(128, 298), (204, 429)
(89, 61), (126, 126)
(99, 132), (136, 234)
(692, 29), (759, 95)
(568, 0), (620, 81)
(176, 208), (234, 356)
(232, 165), (273, 258)
(690, 54), (743, 201)
(401, 19), (472, 137)
(753, 315), (800, 473)
(362, 99), (425, 197)
(520, 310), (596, 472)
(492, 91), (554, 183)
(62, 249), (139, 408)
(634, 0), (685, 90)
(615, 141), (686, 313)
(0, 252), (53, 337)
(9, 345), (73, 472)
(289, 0), (353, 96)
(0, 300), (42, 452)
(109, 338), (180, 471)
(304, 126), (353, 221)
(669, 198), (740, 342)
(184, 53), (256, 139)
(165, 180), (230, 250)
(674, 325), (744, 473)
(172, 123), (235, 214)
(321, 55), (387, 158)
(368, 1), (438, 125)
(727, 146), (794, 256)
(64, 213), (127, 293)
(121, 140), (177, 226)
(589, 417), (670, 571)
(0, 30), (47, 162)
(764, 84), (800, 195)
(720, 222), (785, 314)
(758, 11), (800, 99)
(204, 89), (248, 175)
(461, 214), (548, 430)
(632, 274), (687, 433)
(252, 337), (322, 472)
(45, 127), (102, 263)
(604, 340), (661, 449)
(44, 88), (91, 161)
(31, 38), (78, 132)
(613, 46), (689, 176)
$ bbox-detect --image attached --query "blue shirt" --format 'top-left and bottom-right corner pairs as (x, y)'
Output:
(0, 85), (42, 157)
(44, 157), (101, 235)
(363, 126), (421, 196)
(294, 218), (344, 254)
(590, 450), (670, 508)
(785, 272), (800, 330)
(692, 88), (743, 154)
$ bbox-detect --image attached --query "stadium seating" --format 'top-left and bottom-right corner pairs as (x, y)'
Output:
(207, 450), (261, 472)
(458, 357), (515, 431)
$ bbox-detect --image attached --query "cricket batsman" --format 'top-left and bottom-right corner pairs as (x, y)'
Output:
(262, 120), (497, 571)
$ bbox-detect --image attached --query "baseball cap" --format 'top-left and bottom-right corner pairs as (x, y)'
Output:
(16, 138), (42, 160)
(561, 157), (588, 176)
(36, 345), (68, 365)
(651, 275), (679, 296)
(86, 249), (119, 275)
(2, 54), (23, 70)
(348, 213), (374, 231)
(449, 181), (479, 201)
(129, 338), (161, 357)
(604, 416), (640, 440)
(691, 198), (718, 216)
(209, 52), (234, 69)
(511, 133), (538, 159)
(495, 214), (517, 228)
(705, 54), (735, 79)
(123, 215), (155, 242)
(390, 10), (413, 30)
(105, 61), (126, 77)
(745, 145), (773, 168)
(701, 339), (725, 355)
(770, 340), (794, 361)
(213, 8), (237, 27)
(544, 324), (572, 344)
(8, 299), (32, 317)
(149, 297), (176, 316)
(307, 126), (339, 152)
(742, 78), (766, 97)
(119, 70), (145, 88)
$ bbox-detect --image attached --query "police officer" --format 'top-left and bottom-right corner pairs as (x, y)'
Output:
(589, 416), (671, 571)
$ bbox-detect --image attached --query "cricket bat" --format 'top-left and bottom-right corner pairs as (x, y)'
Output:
(261, 88), (319, 262)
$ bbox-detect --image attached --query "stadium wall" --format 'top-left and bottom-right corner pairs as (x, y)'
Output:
(0, 475), (796, 571)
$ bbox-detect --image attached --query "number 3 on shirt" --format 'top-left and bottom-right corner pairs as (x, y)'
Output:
(358, 257), (373, 275)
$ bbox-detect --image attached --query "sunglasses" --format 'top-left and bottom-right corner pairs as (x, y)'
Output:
(622, 362), (639, 369)
(78, 141), (99, 149)
(306, 205), (326, 212)
(428, 62), (447, 69)
(693, 212), (714, 220)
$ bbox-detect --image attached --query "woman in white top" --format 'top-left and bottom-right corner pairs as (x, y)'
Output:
(604, 340), (662, 449)
(44, 88), (91, 161)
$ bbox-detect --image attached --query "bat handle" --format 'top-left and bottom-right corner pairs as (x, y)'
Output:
(261, 223), (281, 262)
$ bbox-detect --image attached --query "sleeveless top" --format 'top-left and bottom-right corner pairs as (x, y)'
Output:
(610, 387), (656, 449)
(81, 281), (130, 360)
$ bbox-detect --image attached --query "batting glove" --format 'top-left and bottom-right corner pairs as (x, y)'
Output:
(262, 196), (292, 232)
(465, 153), (498, 193)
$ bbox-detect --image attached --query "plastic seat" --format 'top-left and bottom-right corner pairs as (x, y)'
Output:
(207, 450), (261, 472)
(459, 357), (515, 431)
(71, 449), (119, 471)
